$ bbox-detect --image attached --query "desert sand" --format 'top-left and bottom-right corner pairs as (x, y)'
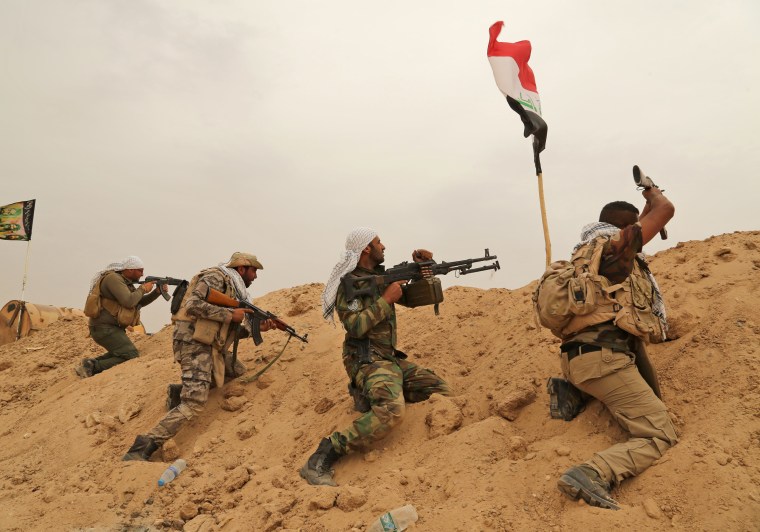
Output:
(0, 231), (758, 531)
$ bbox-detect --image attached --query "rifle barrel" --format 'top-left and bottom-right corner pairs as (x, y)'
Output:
(458, 262), (500, 275)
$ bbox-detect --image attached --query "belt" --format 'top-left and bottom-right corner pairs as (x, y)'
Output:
(561, 343), (602, 362)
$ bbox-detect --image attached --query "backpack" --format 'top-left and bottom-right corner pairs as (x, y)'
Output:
(83, 274), (106, 318)
(532, 237), (618, 339)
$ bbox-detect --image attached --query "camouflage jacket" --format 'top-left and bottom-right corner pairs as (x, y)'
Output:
(173, 268), (247, 345)
(336, 265), (397, 359)
(565, 223), (643, 352)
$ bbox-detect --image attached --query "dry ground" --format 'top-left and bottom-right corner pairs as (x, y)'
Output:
(0, 231), (758, 531)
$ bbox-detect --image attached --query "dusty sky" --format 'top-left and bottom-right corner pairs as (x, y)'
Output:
(2, 1), (758, 332)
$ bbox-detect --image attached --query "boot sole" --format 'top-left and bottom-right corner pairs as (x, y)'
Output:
(557, 473), (620, 510)
(299, 465), (337, 487)
(122, 452), (148, 461)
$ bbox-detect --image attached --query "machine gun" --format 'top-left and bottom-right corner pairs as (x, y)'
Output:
(341, 249), (500, 314)
(205, 288), (308, 345)
(633, 165), (668, 240)
(136, 276), (188, 301)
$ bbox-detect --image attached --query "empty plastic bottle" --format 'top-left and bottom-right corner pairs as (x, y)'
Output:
(157, 459), (187, 487)
(367, 504), (418, 532)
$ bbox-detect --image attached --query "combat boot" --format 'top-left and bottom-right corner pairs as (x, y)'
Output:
(75, 358), (96, 379)
(557, 464), (620, 510)
(122, 435), (159, 461)
(299, 438), (342, 486)
(166, 384), (182, 411)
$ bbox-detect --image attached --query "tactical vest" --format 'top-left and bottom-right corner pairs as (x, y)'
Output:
(534, 237), (665, 344)
(84, 272), (141, 327)
(172, 268), (235, 349)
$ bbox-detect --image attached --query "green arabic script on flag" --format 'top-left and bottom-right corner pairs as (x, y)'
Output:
(0, 200), (36, 241)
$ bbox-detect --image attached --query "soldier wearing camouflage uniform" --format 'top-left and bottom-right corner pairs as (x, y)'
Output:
(556, 186), (678, 510)
(122, 252), (275, 461)
(300, 228), (451, 486)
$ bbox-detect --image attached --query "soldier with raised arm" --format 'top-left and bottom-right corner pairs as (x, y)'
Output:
(554, 176), (678, 510)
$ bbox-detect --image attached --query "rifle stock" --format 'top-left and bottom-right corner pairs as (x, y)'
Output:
(205, 288), (240, 308)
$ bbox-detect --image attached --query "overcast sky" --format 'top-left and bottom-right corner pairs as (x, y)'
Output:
(2, 0), (758, 332)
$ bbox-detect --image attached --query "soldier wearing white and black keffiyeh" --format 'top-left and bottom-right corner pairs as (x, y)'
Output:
(321, 227), (378, 322)
(301, 228), (450, 487)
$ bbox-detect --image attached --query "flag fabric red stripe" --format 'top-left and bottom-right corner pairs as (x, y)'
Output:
(487, 22), (537, 93)
(487, 21), (547, 153)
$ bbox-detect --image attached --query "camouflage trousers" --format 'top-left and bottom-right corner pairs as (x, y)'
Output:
(146, 339), (244, 445)
(329, 358), (450, 455)
(561, 346), (678, 486)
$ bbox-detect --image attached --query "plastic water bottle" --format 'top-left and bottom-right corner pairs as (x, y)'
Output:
(157, 459), (187, 487)
(367, 504), (418, 532)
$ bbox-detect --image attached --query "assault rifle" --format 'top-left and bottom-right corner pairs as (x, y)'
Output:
(137, 276), (187, 301)
(633, 165), (668, 240)
(205, 288), (308, 345)
(341, 249), (500, 303)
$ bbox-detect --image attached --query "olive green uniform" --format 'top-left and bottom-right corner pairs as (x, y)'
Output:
(328, 265), (450, 455)
(88, 272), (160, 374)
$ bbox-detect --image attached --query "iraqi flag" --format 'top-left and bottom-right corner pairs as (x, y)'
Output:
(487, 21), (547, 153)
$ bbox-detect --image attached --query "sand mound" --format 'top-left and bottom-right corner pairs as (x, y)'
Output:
(0, 232), (758, 531)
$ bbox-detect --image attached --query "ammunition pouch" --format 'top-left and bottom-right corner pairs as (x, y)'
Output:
(547, 377), (587, 421)
(100, 297), (140, 328)
(398, 278), (444, 315)
(192, 317), (232, 350)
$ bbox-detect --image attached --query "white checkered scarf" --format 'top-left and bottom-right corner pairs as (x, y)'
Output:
(89, 255), (144, 290)
(215, 263), (254, 335)
(575, 222), (667, 338)
(321, 227), (377, 322)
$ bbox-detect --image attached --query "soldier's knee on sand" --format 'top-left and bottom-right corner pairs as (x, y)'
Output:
(176, 401), (203, 420)
(371, 397), (405, 428)
(117, 348), (139, 361)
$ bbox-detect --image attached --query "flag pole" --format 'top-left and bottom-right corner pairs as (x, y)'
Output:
(19, 240), (32, 301)
(533, 138), (551, 267)
(16, 241), (32, 340)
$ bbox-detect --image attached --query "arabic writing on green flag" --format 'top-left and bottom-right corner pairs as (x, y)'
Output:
(0, 200), (36, 241)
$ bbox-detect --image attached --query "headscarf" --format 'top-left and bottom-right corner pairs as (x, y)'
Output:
(88, 255), (144, 290)
(321, 227), (377, 322)
(574, 222), (667, 338)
